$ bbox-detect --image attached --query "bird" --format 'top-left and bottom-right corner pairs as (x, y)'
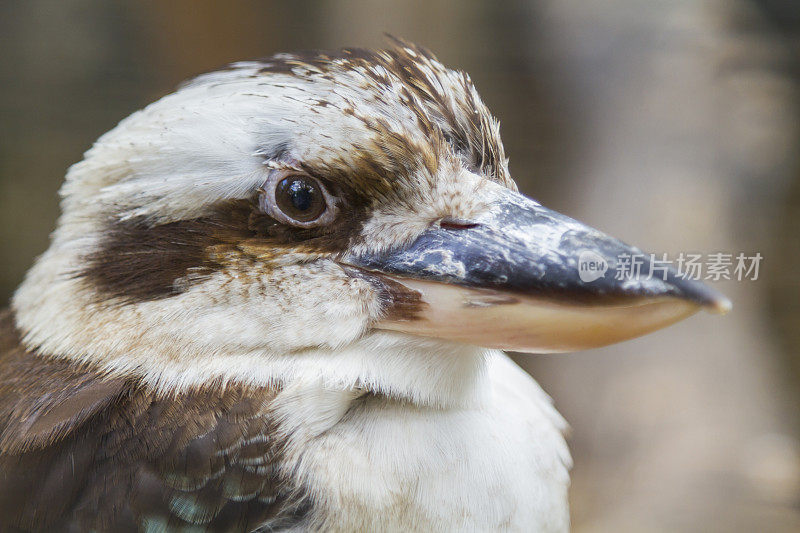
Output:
(0, 38), (730, 532)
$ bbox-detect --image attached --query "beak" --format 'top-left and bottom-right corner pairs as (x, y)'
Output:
(342, 181), (731, 353)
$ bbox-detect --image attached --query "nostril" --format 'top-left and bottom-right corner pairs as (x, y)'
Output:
(438, 217), (479, 231)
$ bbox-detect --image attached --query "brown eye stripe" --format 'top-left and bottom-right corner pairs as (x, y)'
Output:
(78, 198), (370, 304)
(77, 214), (240, 304)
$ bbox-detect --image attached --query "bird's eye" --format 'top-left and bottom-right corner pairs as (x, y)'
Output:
(259, 171), (338, 228)
(276, 176), (326, 222)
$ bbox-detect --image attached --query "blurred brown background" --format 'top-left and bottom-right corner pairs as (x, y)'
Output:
(1, 1), (799, 531)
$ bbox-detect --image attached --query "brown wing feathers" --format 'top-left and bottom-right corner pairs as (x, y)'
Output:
(0, 310), (304, 532)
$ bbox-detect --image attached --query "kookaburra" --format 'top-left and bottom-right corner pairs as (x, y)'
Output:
(0, 40), (729, 532)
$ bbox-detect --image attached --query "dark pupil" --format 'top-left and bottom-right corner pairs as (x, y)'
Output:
(288, 181), (313, 211)
(276, 176), (326, 222)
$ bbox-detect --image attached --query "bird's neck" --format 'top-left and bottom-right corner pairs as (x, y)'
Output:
(116, 332), (493, 409)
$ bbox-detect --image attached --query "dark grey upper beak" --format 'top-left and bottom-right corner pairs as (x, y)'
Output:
(344, 182), (731, 313)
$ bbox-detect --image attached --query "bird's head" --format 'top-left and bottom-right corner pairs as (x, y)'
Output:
(13, 40), (729, 403)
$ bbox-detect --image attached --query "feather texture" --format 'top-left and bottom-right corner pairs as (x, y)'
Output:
(0, 311), (307, 532)
(4, 41), (572, 531)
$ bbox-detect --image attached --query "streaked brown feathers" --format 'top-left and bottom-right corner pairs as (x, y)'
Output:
(0, 310), (307, 531)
